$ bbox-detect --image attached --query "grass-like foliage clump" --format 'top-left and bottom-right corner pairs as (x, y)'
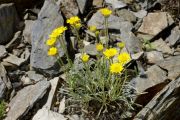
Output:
(0, 100), (6, 119)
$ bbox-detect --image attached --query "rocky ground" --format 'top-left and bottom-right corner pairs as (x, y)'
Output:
(0, 0), (180, 120)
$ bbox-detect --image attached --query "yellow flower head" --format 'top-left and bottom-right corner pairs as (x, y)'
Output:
(49, 26), (67, 38)
(48, 47), (58, 56)
(100, 8), (112, 17)
(46, 38), (56, 46)
(75, 23), (82, 29)
(110, 63), (124, 74)
(118, 52), (131, 65)
(117, 42), (125, 49)
(103, 48), (117, 59)
(89, 26), (97, 32)
(67, 16), (81, 25)
(96, 43), (104, 52)
(81, 53), (89, 62)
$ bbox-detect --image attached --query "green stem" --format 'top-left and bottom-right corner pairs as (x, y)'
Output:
(59, 36), (72, 68)
(104, 17), (109, 48)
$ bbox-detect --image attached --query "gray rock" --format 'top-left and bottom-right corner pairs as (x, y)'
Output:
(5, 31), (21, 51)
(151, 38), (174, 54)
(157, 55), (180, 80)
(27, 71), (46, 82)
(84, 44), (98, 56)
(59, 0), (79, 18)
(0, 63), (12, 99)
(20, 47), (30, 61)
(32, 108), (67, 120)
(138, 12), (173, 37)
(146, 51), (164, 64)
(93, 0), (103, 8)
(88, 11), (124, 30)
(105, 0), (127, 9)
(0, 3), (19, 44)
(30, 0), (65, 75)
(132, 10), (147, 19)
(43, 77), (59, 109)
(165, 26), (180, 47)
(131, 51), (144, 60)
(76, 0), (87, 14)
(5, 80), (50, 120)
(23, 20), (35, 44)
(134, 77), (180, 120)
(130, 65), (167, 93)
(0, 45), (7, 59)
(116, 9), (136, 23)
(119, 30), (142, 54)
(3, 54), (26, 66)
(21, 76), (32, 85)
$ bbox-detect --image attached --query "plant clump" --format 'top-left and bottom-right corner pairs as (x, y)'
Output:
(45, 8), (136, 119)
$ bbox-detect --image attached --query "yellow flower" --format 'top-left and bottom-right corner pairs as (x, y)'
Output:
(46, 38), (56, 46)
(110, 63), (124, 74)
(89, 26), (97, 32)
(100, 8), (112, 17)
(103, 48), (117, 59)
(48, 47), (58, 56)
(96, 43), (104, 52)
(49, 26), (67, 38)
(81, 53), (89, 62)
(75, 23), (82, 29)
(118, 52), (131, 65)
(117, 42), (125, 49)
(67, 16), (81, 25)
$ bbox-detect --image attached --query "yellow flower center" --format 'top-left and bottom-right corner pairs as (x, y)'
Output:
(117, 42), (125, 49)
(100, 8), (112, 17)
(103, 48), (117, 59)
(81, 53), (89, 62)
(67, 16), (81, 25)
(46, 38), (56, 46)
(89, 26), (97, 32)
(48, 47), (58, 56)
(110, 63), (124, 74)
(96, 43), (104, 52)
(118, 52), (131, 65)
(49, 26), (67, 38)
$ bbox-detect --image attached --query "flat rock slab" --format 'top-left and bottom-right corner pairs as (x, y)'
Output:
(165, 26), (180, 46)
(30, 0), (65, 75)
(134, 77), (180, 120)
(23, 20), (35, 44)
(0, 45), (7, 59)
(5, 80), (50, 120)
(0, 3), (19, 44)
(3, 54), (26, 66)
(105, 0), (127, 9)
(43, 77), (59, 109)
(146, 51), (164, 64)
(152, 38), (174, 55)
(59, 0), (79, 18)
(0, 63), (11, 99)
(5, 31), (21, 51)
(157, 55), (180, 80)
(32, 108), (67, 120)
(138, 12), (173, 36)
(130, 65), (167, 93)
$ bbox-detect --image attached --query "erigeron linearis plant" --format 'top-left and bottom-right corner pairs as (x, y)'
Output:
(46, 8), (134, 118)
